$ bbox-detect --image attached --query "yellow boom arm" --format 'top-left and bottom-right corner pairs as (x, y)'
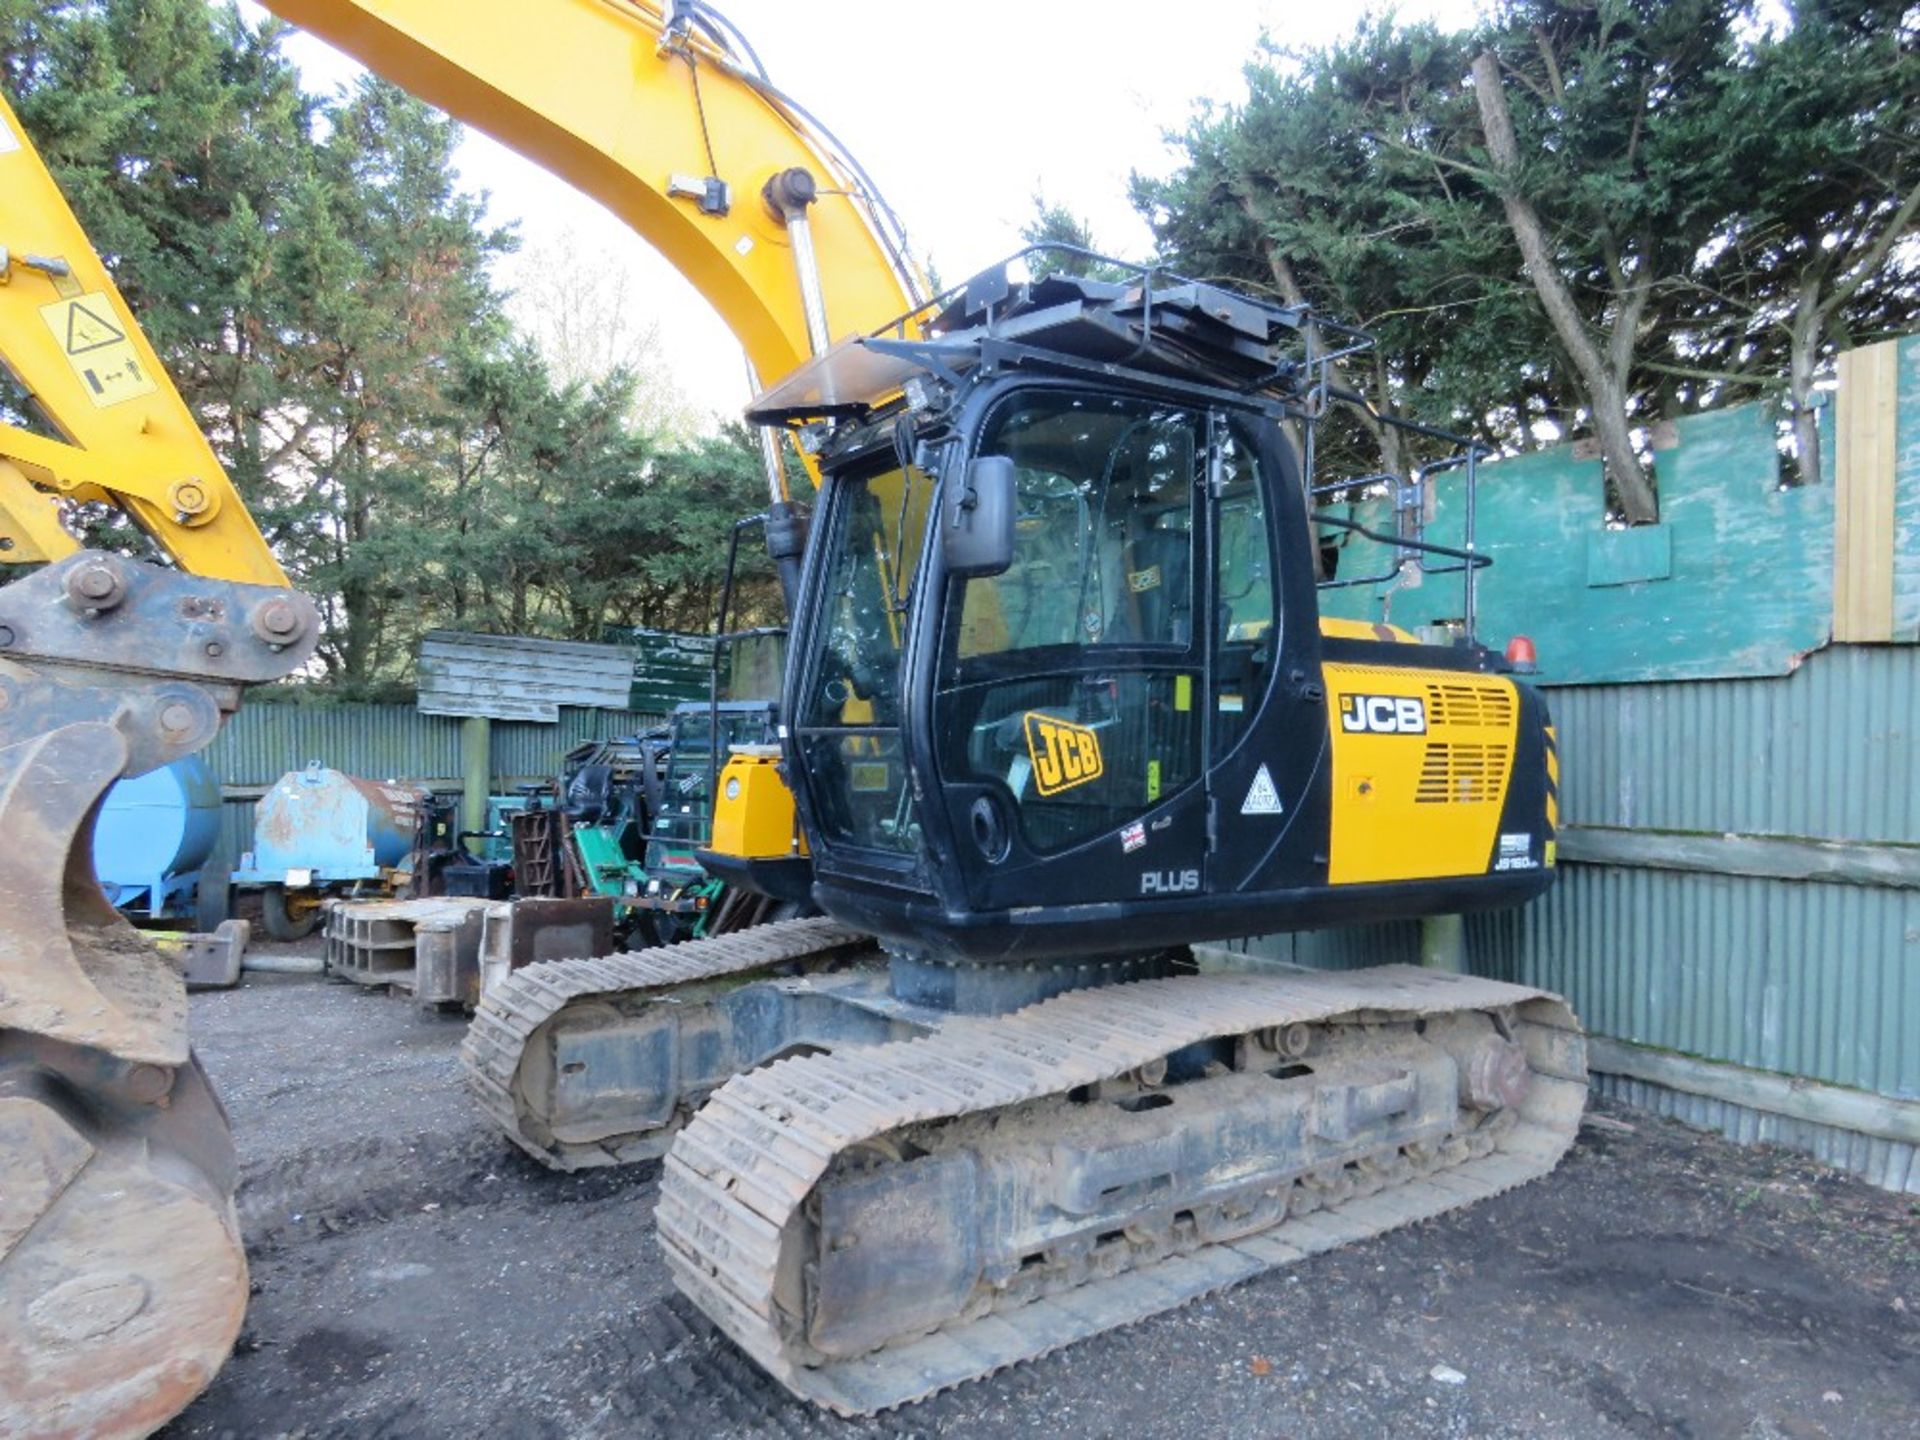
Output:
(267, 0), (923, 392)
(0, 91), (287, 585)
(3, 0), (923, 590)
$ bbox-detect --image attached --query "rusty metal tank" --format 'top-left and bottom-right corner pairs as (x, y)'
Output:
(233, 761), (424, 885)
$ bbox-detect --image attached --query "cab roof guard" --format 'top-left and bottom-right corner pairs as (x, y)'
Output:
(749, 244), (1494, 641)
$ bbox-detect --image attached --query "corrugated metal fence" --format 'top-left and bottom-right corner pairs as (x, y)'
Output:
(203, 702), (663, 866)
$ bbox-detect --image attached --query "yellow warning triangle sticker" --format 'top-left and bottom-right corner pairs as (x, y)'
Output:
(64, 300), (126, 355)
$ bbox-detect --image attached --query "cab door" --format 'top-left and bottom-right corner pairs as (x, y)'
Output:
(930, 387), (1210, 911)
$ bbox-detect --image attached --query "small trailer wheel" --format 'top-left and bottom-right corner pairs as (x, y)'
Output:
(261, 884), (324, 941)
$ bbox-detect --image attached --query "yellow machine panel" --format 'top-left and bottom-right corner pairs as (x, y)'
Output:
(1324, 663), (1520, 885)
(1318, 616), (1421, 645)
(708, 749), (806, 860)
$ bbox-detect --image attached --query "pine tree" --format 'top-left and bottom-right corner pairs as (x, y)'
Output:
(1139, 1), (1916, 522)
(278, 75), (514, 685)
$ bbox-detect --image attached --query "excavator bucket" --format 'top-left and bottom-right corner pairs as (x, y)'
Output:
(2, 87), (321, 1433)
(0, 554), (317, 1439)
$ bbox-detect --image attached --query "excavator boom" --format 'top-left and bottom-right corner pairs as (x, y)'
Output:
(0, 94), (286, 583)
(266, 0), (923, 398)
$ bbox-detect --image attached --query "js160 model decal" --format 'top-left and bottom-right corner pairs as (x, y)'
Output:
(1024, 712), (1104, 796)
(1339, 694), (1427, 734)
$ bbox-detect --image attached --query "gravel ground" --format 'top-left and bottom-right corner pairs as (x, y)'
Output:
(160, 953), (1919, 1440)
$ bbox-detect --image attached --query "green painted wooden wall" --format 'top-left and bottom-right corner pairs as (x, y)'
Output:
(1316, 337), (1920, 684)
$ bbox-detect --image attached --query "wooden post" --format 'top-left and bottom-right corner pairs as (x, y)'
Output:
(460, 714), (491, 839)
(1420, 913), (1464, 972)
(1832, 340), (1900, 642)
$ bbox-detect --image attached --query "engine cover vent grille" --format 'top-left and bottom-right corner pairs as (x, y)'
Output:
(1414, 742), (1510, 804)
(1423, 681), (1515, 731)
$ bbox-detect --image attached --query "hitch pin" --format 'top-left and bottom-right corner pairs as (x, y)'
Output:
(0, 247), (72, 285)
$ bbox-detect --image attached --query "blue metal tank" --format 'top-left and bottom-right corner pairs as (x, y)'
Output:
(233, 761), (423, 886)
(91, 753), (223, 920)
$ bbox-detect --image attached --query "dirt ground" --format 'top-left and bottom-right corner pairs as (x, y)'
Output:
(159, 953), (1919, 1440)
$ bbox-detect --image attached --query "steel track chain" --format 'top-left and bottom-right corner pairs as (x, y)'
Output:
(656, 964), (1587, 1415)
(457, 916), (875, 1169)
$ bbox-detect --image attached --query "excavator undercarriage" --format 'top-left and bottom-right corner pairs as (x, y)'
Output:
(660, 966), (1584, 1413)
(463, 917), (1585, 1414)
(462, 917), (877, 1169)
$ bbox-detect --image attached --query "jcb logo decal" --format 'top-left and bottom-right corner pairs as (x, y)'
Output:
(1339, 694), (1427, 734)
(1024, 712), (1104, 796)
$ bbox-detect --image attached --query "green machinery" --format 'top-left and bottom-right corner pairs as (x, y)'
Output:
(495, 699), (784, 944)
(631, 699), (782, 940)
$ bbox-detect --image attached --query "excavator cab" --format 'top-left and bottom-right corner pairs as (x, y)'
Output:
(763, 253), (1557, 973)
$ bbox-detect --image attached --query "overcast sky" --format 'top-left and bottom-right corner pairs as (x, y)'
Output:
(245, 0), (1481, 423)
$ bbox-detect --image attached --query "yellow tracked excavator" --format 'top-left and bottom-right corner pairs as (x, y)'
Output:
(1, 2), (1586, 1432)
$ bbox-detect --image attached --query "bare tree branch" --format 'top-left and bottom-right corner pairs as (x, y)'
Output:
(1470, 49), (1659, 522)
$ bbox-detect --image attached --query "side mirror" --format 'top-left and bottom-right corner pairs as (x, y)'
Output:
(943, 455), (1016, 577)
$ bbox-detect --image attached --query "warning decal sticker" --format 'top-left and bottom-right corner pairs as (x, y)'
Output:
(61, 299), (125, 354)
(1241, 763), (1284, 816)
(38, 293), (156, 408)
